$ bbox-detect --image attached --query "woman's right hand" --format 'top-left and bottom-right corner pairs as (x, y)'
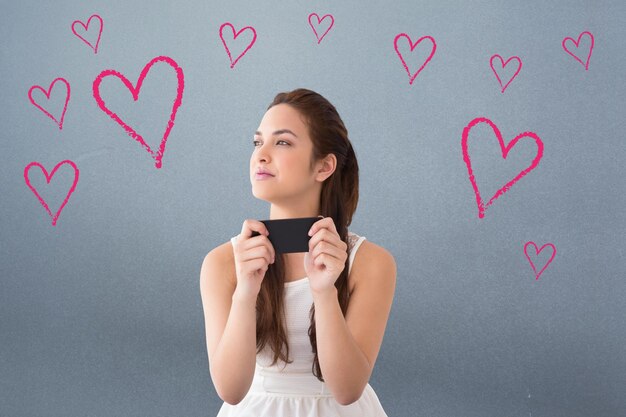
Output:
(231, 219), (276, 301)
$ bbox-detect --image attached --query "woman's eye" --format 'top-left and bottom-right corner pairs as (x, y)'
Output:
(252, 139), (289, 146)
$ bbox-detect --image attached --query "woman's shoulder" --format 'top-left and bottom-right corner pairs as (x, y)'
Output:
(349, 235), (396, 287)
(212, 239), (236, 258)
(202, 239), (237, 286)
(347, 231), (389, 256)
(352, 238), (395, 266)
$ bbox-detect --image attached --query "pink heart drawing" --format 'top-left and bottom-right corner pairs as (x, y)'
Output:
(490, 54), (522, 93)
(71, 14), (103, 54)
(219, 22), (257, 68)
(461, 117), (544, 219)
(393, 34), (436, 85)
(24, 160), (79, 226)
(308, 13), (334, 44)
(28, 77), (71, 130)
(92, 55), (185, 169)
(524, 241), (556, 280)
(562, 30), (594, 70)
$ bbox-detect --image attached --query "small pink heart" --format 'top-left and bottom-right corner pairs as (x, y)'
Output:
(28, 77), (71, 130)
(393, 33), (436, 85)
(71, 14), (103, 54)
(524, 241), (556, 280)
(462, 117), (544, 219)
(490, 54), (522, 93)
(92, 55), (185, 169)
(562, 30), (594, 70)
(219, 22), (257, 68)
(308, 13), (334, 44)
(24, 160), (79, 226)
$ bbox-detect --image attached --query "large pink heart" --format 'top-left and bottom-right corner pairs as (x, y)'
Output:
(524, 241), (556, 280)
(219, 22), (257, 68)
(462, 117), (544, 218)
(393, 34), (436, 85)
(308, 13), (334, 44)
(28, 77), (71, 130)
(92, 55), (185, 169)
(24, 160), (79, 226)
(562, 30), (594, 70)
(71, 14), (103, 54)
(490, 54), (522, 93)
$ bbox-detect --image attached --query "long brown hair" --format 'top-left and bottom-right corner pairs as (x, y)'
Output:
(255, 88), (359, 382)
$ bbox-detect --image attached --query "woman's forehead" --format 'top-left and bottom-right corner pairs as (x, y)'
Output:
(258, 104), (308, 136)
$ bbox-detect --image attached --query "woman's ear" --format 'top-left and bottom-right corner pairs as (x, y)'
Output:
(315, 153), (337, 182)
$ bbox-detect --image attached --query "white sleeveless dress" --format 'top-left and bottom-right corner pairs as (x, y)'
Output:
(217, 231), (388, 417)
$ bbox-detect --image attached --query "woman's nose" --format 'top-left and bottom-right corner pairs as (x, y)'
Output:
(255, 142), (271, 162)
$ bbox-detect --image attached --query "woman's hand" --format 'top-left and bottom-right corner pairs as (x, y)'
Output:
(232, 219), (276, 302)
(304, 216), (348, 295)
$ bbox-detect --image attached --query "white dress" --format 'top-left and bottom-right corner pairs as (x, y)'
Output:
(217, 231), (388, 417)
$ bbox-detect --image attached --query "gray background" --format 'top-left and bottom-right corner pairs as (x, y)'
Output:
(2, 0), (625, 416)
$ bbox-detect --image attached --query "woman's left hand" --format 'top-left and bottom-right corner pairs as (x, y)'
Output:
(304, 216), (348, 295)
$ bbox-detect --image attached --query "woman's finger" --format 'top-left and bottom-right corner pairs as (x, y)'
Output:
(308, 228), (346, 252)
(308, 216), (337, 237)
(310, 243), (346, 264)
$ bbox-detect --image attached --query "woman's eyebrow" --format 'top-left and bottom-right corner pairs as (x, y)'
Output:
(254, 129), (298, 138)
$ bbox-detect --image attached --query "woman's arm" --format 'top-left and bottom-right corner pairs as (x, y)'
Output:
(199, 245), (257, 405)
(311, 241), (397, 405)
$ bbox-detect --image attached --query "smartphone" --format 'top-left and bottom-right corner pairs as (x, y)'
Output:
(250, 217), (320, 253)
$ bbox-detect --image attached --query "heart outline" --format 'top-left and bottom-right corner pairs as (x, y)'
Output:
(562, 30), (594, 70)
(461, 117), (544, 219)
(71, 14), (103, 54)
(308, 13), (334, 44)
(92, 55), (185, 169)
(490, 54), (522, 93)
(28, 77), (71, 130)
(24, 160), (80, 226)
(393, 34), (437, 85)
(219, 22), (257, 68)
(524, 241), (556, 280)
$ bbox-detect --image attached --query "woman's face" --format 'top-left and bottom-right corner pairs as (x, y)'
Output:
(250, 104), (320, 203)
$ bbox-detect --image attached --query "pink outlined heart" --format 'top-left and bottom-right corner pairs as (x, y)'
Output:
(71, 14), (103, 54)
(490, 54), (522, 93)
(524, 241), (556, 280)
(308, 13), (334, 44)
(28, 77), (71, 130)
(393, 34), (436, 85)
(24, 160), (79, 226)
(462, 117), (544, 219)
(562, 30), (594, 70)
(92, 55), (185, 169)
(219, 22), (257, 68)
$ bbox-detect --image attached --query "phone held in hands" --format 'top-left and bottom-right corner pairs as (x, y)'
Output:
(250, 217), (320, 253)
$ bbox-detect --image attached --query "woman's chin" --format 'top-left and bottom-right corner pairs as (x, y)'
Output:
(251, 189), (274, 202)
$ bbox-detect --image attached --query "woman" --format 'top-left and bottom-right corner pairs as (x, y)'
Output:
(200, 88), (396, 416)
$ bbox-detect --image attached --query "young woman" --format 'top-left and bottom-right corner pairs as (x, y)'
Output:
(200, 88), (396, 416)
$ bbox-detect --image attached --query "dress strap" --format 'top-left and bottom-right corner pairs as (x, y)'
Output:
(347, 232), (366, 275)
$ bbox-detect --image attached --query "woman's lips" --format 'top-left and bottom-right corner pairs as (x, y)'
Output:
(255, 173), (274, 180)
